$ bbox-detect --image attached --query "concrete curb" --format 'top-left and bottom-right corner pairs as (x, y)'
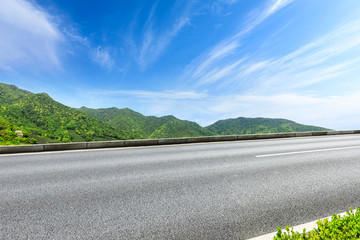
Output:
(1, 130), (359, 154)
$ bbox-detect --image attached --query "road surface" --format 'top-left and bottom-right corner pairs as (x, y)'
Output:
(1, 134), (360, 239)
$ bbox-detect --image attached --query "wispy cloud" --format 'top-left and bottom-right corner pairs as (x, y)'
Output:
(241, 0), (294, 35)
(0, 0), (63, 72)
(219, 0), (238, 5)
(95, 89), (207, 100)
(0, 0), (117, 73)
(190, 40), (240, 81)
(63, 26), (117, 70)
(91, 46), (115, 69)
(209, 0), (238, 15)
(139, 17), (190, 69)
(127, 2), (193, 69)
(196, 57), (247, 85)
(225, 18), (360, 94)
(184, 10), (360, 97)
(184, 0), (295, 83)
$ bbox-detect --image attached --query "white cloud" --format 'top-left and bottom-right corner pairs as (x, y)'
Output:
(0, 0), (115, 72)
(138, 16), (190, 69)
(0, 0), (63, 72)
(63, 27), (90, 47)
(219, 0), (237, 5)
(189, 40), (240, 80)
(241, 0), (294, 35)
(95, 89), (207, 100)
(205, 93), (360, 130)
(232, 18), (360, 94)
(197, 58), (246, 85)
(63, 27), (116, 70)
(129, 3), (192, 69)
(209, 0), (238, 15)
(92, 46), (115, 69)
(185, 15), (360, 97)
(184, 0), (295, 83)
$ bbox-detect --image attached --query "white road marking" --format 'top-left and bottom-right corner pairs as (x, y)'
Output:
(256, 146), (360, 158)
(247, 210), (353, 240)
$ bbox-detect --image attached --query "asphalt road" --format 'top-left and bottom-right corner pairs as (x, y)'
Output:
(1, 134), (360, 240)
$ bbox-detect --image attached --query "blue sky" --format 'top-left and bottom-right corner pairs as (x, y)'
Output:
(1, 0), (360, 130)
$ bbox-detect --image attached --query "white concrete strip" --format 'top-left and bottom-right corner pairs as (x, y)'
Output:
(0, 144), (175, 157)
(0, 140), (242, 157)
(1, 136), (302, 157)
(1, 134), (358, 157)
(247, 211), (352, 240)
(256, 146), (360, 158)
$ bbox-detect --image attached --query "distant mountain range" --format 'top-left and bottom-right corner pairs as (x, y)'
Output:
(0, 82), (330, 145)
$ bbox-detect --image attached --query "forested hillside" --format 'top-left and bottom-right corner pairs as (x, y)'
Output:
(79, 107), (212, 139)
(0, 83), (33, 104)
(0, 82), (330, 145)
(0, 84), (127, 144)
(0, 118), (37, 145)
(206, 117), (329, 135)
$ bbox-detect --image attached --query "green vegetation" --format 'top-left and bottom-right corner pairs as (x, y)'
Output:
(0, 84), (126, 144)
(206, 117), (329, 135)
(0, 118), (37, 145)
(0, 82), (330, 145)
(0, 82), (33, 104)
(79, 107), (212, 139)
(79, 108), (329, 139)
(274, 207), (360, 239)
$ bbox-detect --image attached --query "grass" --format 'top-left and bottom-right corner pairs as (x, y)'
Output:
(274, 207), (360, 239)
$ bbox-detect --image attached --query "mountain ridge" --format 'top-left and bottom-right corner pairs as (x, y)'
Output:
(0, 82), (331, 145)
(205, 117), (328, 135)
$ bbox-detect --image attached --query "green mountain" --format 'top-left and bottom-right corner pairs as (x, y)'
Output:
(79, 107), (212, 139)
(0, 83), (33, 104)
(0, 82), (330, 145)
(80, 107), (329, 139)
(205, 117), (329, 135)
(0, 84), (127, 144)
(0, 118), (37, 145)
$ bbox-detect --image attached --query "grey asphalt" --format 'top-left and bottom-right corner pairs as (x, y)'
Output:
(1, 134), (360, 240)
